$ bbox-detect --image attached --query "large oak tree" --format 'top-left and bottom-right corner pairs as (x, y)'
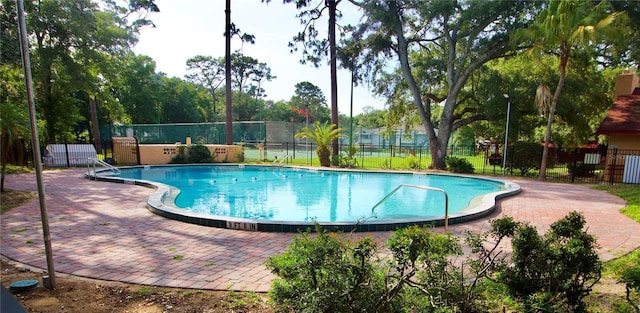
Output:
(344, 0), (538, 169)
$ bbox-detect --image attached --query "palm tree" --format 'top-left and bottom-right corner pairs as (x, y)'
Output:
(295, 121), (345, 167)
(516, 0), (623, 181)
(1, 102), (30, 192)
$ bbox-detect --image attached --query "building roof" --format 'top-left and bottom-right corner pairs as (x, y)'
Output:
(595, 88), (640, 136)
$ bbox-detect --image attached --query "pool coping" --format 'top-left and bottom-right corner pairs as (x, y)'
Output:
(87, 164), (521, 232)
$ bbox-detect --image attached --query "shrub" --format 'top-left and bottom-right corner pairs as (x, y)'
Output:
(445, 156), (474, 173)
(169, 145), (213, 164)
(507, 142), (555, 176)
(187, 144), (213, 163)
(567, 163), (596, 177)
(267, 224), (508, 313)
(620, 264), (640, 312)
(265, 225), (392, 313)
(499, 211), (602, 312)
(338, 145), (359, 168)
(405, 154), (421, 170)
(169, 146), (188, 164)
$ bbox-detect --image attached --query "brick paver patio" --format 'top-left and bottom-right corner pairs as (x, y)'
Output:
(2, 169), (639, 292)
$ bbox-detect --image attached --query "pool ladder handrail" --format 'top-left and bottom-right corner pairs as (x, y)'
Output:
(87, 157), (120, 179)
(371, 184), (449, 232)
(272, 152), (290, 166)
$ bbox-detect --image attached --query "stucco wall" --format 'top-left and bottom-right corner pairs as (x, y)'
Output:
(136, 144), (243, 165)
(609, 135), (640, 150)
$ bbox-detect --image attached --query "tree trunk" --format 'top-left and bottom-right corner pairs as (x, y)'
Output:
(328, 0), (339, 160)
(539, 46), (568, 181)
(1, 134), (7, 192)
(89, 97), (101, 154)
(317, 146), (330, 167)
(224, 0), (233, 145)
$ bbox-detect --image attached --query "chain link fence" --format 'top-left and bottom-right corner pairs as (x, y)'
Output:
(92, 122), (639, 185)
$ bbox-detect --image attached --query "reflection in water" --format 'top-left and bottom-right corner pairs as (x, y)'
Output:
(116, 166), (503, 223)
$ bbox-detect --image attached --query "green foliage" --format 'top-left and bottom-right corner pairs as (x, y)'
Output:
(266, 225), (391, 313)
(343, 1), (540, 169)
(620, 265), (640, 312)
(169, 145), (213, 164)
(267, 223), (513, 313)
(289, 82), (330, 123)
(567, 163), (597, 177)
(593, 184), (640, 223)
(186, 144), (214, 163)
(295, 121), (345, 167)
(404, 154), (421, 170)
(356, 106), (386, 128)
(445, 156), (475, 173)
(336, 145), (359, 168)
(499, 211), (602, 312)
(507, 142), (549, 176)
(169, 146), (189, 164)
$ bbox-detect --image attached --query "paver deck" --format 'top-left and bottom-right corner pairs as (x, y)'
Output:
(1, 169), (639, 292)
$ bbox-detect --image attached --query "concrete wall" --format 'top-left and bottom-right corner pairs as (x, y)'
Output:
(138, 144), (243, 165)
(112, 136), (244, 165)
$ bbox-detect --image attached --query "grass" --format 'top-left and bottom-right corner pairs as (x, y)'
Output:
(2, 164), (33, 175)
(594, 184), (640, 223)
(590, 184), (640, 312)
(594, 184), (640, 278)
(1, 190), (35, 213)
(260, 152), (575, 179)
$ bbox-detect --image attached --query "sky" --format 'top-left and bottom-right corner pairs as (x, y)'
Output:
(131, 0), (388, 115)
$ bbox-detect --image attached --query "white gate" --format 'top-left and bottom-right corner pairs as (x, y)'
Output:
(623, 155), (640, 184)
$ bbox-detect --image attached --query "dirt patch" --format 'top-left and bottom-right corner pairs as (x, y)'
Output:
(1, 259), (273, 313)
(1, 189), (35, 213)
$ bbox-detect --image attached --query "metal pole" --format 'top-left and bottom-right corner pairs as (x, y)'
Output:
(502, 94), (511, 176)
(16, 0), (56, 289)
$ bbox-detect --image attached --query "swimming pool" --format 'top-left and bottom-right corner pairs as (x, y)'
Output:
(95, 165), (520, 232)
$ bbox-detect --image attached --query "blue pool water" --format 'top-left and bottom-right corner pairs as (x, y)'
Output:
(114, 165), (505, 223)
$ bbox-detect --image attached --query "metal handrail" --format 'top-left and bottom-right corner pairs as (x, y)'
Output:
(272, 152), (290, 166)
(371, 184), (449, 232)
(87, 157), (120, 179)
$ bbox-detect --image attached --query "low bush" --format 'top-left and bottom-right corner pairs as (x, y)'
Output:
(620, 264), (640, 312)
(499, 211), (601, 312)
(187, 144), (214, 163)
(445, 156), (474, 173)
(567, 163), (597, 177)
(169, 146), (189, 164)
(506, 141), (556, 176)
(169, 144), (213, 164)
(265, 225), (391, 313)
(267, 212), (603, 313)
(405, 154), (422, 170)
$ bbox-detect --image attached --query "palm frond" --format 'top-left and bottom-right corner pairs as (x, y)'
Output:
(535, 83), (552, 116)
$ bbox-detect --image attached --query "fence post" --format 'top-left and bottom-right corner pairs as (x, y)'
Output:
(134, 136), (141, 165)
(570, 148), (578, 183)
(64, 142), (71, 168)
(609, 148), (618, 185)
(264, 140), (268, 162)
